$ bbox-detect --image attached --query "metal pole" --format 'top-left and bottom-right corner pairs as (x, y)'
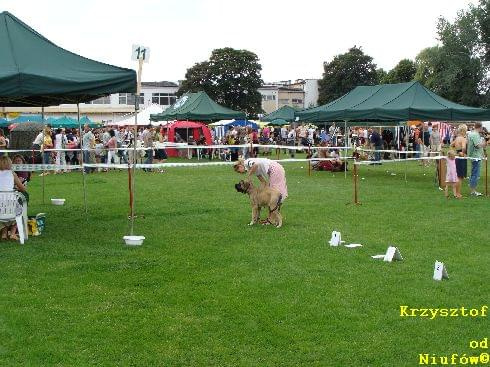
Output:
(41, 107), (45, 204)
(405, 125), (409, 182)
(344, 120), (347, 178)
(485, 155), (488, 197)
(130, 58), (143, 235)
(78, 103), (87, 215)
(130, 98), (138, 235)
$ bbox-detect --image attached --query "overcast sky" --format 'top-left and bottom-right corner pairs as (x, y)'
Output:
(2, 0), (477, 83)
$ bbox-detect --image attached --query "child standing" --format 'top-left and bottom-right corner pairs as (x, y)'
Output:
(445, 150), (459, 198)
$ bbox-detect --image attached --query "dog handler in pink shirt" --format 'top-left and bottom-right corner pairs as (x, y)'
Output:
(233, 158), (288, 203)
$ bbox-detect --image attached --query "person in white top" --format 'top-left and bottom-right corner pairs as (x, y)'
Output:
(54, 128), (68, 173)
(308, 127), (316, 145)
(0, 156), (26, 241)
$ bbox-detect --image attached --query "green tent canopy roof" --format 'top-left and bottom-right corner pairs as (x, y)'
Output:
(0, 11), (136, 107)
(296, 81), (490, 123)
(269, 118), (289, 126)
(150, 91), (246, 122)
(261, 105), (297, 122)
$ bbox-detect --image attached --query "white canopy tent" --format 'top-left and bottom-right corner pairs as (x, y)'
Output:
(111, 104), (166, 126)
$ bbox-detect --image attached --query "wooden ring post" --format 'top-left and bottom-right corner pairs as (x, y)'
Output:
(485, 156), (488, 197)
(353, 162), (360, 205)
(308, 146), (311, 177)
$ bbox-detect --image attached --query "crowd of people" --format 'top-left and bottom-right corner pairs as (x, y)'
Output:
(28, 124), (170, 174)
(0, 121), (482, 179)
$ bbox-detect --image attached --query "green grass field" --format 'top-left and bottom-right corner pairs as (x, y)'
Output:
(0, 155), (489, 366)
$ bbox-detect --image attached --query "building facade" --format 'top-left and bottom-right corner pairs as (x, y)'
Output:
(1, 81), (179, 123)
(258, 79), (319, 114)
(258, 84), (305, 114)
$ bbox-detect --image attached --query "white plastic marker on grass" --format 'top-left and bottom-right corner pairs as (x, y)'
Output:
(329, 231), (343, 246)
(345, 243), (363, 248)
(371, 246), (403, 261)
(433, 261), (449, 281)
(383, 246), (403, 262)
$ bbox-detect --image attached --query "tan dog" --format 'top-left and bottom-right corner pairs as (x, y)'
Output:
(235, 180), (283, 227)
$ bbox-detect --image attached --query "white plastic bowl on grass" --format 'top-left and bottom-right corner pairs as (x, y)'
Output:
(123, 235), (145, 246)
(51, 198), (65, 206)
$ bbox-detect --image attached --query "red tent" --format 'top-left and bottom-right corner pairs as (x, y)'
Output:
(165, 120), (212, 157)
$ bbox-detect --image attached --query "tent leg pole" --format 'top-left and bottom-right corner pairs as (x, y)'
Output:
(485, 155), (488, 197)
(41, 106), (45, 205)
(130, 96), (139, 235)
(78, 104), (88, 216)
(344, 121), (347, 179)
(308, 146), (311, 177)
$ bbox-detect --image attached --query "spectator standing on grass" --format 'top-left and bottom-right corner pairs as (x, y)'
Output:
(298, 124), (308, 147)
(101, 127), (110, 164)
(105, 129), (117, 167)
(369, 128), (382, 162)
(450, 124), (468, 198)
(82, 124), (95, 173)
(430, 125), (441, 154)
(421, 124), (431, 166)
(467, 122), (487, 196)
(280, 126), (288, 145)
(287, 127), (296, 158)
(142, 125), (154, 171)
(413, 127), (421, 158)
(39, 126), (54, 176)
(307, 126), (315, 145)
(117, 127), (128, 164)
(54, 128), (68, 174)
(444, 150), (459, 199)
(153, 127), (167, 173)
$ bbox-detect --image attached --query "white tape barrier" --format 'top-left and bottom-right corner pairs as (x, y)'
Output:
(0, 143), (351, 154)
(1, 143), (467, 154)
(11, 157), (354, 172)
(358, 148), (441, 154)
(12, 164), (82, 171)
(354, 155), (485, 166)
(12, 154), (486, 172)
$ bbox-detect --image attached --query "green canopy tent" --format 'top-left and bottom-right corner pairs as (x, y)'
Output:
(261, 105), (297, 123)
(48, 116), (100, 129)
(0, 11), (136, 106)
(296, 81), (490, 124)
(150, 91), (246, 122)
(269, 118), (289, 126)
(0, 11), (137, 213)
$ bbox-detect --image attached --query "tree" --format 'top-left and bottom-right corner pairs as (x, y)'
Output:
(318, 46), (378, 105)
(178, 48), (263, 115)
(383, 59), (417, 84)
(415, 0), (488, 107)
(376, 68), (388, 84)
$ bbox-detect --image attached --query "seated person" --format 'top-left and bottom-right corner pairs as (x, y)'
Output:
(330, 149), (347, 171)
(312, 142), (330, 170)
(12, 155), (30, 186)
(0, 156), (27, 240)
(314, 149), (347, 172)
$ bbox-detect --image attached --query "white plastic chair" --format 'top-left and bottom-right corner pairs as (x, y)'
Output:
(0, 191), (27, 244)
